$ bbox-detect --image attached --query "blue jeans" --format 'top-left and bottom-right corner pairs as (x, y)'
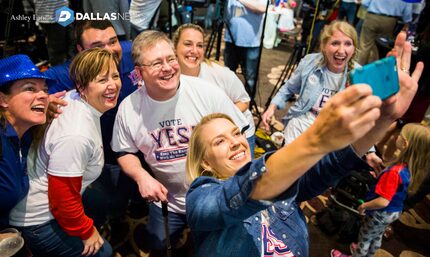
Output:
(18, 219), (112, 257)
(145, 203), (187, 251)
(355, 19), (364, 38)
(338, 2), (357, 24)
(224, 42), (260, 98)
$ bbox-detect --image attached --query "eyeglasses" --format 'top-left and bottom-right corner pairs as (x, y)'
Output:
(139, 56), (178, 72)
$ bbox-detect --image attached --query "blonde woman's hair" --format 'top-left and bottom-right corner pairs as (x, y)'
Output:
(319, 20), (358, 72)
(394, 123), (430, 194)
(172, 23), (215, 67)
(186, 113), (235, 184)
(132, 30), (174, 66)
(173, 23), (205, 47)
(69, 48), (119, 94)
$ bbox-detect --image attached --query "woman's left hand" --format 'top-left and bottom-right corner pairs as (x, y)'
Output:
(48, 90), (68, 120)
(382, 31), (424, 120)
(81, 227), (104, 256)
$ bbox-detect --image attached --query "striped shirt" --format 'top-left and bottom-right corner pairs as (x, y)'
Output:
(34, 0), (69, 24)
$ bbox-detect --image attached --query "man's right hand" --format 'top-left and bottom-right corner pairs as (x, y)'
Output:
(48, 90), (67, 120)
(137, 174), (168, 203)
(117, 154), (169, 203)
(81, 227), (104, 256)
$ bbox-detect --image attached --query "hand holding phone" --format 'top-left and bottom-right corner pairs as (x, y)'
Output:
(349, 56), (399, 100)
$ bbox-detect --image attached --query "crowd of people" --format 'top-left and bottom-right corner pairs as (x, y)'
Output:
(1, 0), (429, 257)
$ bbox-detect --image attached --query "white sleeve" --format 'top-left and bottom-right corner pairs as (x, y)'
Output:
(222, 67), (251, 103)
(203, 62), (250, 103)
(111, 102), (139, 153)
(210, 88), (250, 133)
(46, 135), (94, 177)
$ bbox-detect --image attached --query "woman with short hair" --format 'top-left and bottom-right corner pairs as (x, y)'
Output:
(10, 48), (121, 257)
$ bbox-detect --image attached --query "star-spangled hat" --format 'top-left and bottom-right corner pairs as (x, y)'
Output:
(0, 55), (53, 87)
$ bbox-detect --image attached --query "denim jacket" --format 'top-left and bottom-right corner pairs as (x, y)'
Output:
(271, 53), (360, 125)
(186, 146), (370, 257)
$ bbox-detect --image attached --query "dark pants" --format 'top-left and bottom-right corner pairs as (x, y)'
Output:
(338, 2), (357, 24)
(145, 204), (188, 254)
(82, 164), (133, 228)
(39, 23), (74, 66)
(224, 42), (260, 98)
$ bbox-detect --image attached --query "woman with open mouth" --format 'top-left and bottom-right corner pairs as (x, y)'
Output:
(261, 20), (385, 172)
(9, 48), (121, 257)
(262, 20), (359, 145)
(0, 55), (53, 256)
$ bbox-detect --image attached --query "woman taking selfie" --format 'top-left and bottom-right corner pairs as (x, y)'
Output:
(185, 32), (423, 257)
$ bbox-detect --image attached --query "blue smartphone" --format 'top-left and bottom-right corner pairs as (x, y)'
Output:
(349, 56), (399, 100)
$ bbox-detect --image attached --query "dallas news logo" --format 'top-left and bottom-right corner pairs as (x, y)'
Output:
(55, 6), (74, 27)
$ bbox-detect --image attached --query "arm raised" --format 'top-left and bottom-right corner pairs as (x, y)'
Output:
(251, 84), (381, 200)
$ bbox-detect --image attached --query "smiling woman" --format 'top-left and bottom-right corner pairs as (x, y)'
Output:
(0, 55), (51, 233)
(173, 23), (257, 157)
(9, 48), (120, 257)
(0, 55), (53, 257)
(262, 20), (359, 145)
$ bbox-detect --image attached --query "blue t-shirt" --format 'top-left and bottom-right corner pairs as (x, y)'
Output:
(366, 163), (410, 213)
(224, 0), (267, 47)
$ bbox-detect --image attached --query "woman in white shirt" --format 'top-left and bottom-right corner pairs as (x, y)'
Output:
(10, 48), (122, 257)
(173, 23), (257, 157)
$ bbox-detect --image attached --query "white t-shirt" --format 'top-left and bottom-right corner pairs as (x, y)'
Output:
(283, 69), (343, 145)
(199, 61), (256, 137)
(10, 90), (104, 226)
(111, 75), (249, 214)
(129, 0), (162, 30)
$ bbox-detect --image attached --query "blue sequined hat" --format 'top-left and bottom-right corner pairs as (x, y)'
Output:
(0, 54), (53, 87)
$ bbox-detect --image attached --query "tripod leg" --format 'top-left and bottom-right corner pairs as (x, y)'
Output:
(256, 43), (305, 128)
(215, 20), (223, 61)
(205, 29), (217, 58)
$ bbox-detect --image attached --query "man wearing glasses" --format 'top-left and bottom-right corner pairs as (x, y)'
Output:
(111, 30), (250, 256)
